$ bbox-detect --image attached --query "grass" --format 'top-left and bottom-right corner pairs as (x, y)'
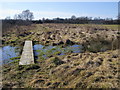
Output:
(35, 45), (70, 60)
(10, 56), (21, 60)
(2, 49), (119, 88)
(102, 24), (119, 30)
(3, 23), (119, 47)
(49, 57), (64, 66)
(2, 23), (119, 88)
(76, 24), (119, 31)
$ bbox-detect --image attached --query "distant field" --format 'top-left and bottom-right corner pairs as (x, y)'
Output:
(75, 24), (119, 30)
(101, 25), (119, 30)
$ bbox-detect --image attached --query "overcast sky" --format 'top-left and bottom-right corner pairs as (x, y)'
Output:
(0, 2), (118, 20)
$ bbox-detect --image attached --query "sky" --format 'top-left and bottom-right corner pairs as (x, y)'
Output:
(0, 2), (118, 20)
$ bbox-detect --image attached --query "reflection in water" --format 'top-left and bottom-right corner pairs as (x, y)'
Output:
(1, 44), (83, 64)
(1, 46), (20, 64)
(0, 47), (2, 65)
(33, 44), (83, 59)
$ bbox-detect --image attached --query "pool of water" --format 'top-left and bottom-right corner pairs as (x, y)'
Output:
(1, 46), (20, 65)
(33, 44), (83, 59)
(1, 44), (83, 65)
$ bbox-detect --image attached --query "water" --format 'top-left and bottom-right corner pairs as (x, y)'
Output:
(1, 46), (20, 65)
(33, 44), (83, 59)
(0, 47), (2, 65)
(1, 44), (83, 64)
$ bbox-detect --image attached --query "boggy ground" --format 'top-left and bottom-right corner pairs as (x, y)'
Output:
(2, 50), (119, 88)
(2, 24), (119, 47)
(2, 24), (119, 88)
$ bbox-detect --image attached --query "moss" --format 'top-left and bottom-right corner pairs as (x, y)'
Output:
(51, 48), (57, 51)
(54, 51), (61, 55)
(36, 45), (64, 59)
(10, 57), (20, 60)
(37, 50), (46, 60)
(10, 59), (20, 64)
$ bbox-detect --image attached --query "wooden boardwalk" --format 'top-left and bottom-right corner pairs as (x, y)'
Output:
(19, 41), (34, 65)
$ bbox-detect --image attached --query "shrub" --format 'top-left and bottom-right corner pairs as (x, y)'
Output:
(83, 36), (118, 52)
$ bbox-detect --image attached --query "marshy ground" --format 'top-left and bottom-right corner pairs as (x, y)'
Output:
(2, 24), (120, 88)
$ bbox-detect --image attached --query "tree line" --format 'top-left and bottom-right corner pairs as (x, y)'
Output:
(3, 9), (119, 25)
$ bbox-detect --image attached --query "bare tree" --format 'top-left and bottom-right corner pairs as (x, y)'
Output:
(14, 10), (34, 20)
(71, 15), (76, 20)
(21, 10), (34, 20)
(14, 14), (18, 20)
(5, 16), (11, 20)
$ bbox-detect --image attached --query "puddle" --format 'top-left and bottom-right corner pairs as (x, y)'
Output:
(1, 44), (83, 65)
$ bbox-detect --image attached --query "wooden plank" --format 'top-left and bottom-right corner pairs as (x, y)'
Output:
(19, 41), (34, 65)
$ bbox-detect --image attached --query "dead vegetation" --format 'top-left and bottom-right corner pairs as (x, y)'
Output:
(2, 24), (119, 88)
(2, 24), (119, 48)
(2, 49), (119, 88)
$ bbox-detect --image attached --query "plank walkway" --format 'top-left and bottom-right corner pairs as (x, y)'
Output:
(19, 41), (34, 65)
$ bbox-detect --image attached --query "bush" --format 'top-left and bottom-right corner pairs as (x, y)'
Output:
(83, 36), (119, 52)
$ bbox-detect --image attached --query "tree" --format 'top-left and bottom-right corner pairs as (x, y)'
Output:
(14, 10), (34, 20)
(71, 15), (76, 20)
(5, 16), (11, 20)
(118, 13), (120, 20)
(21, 10), (34, 20)
(14, 14), (18, 20)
